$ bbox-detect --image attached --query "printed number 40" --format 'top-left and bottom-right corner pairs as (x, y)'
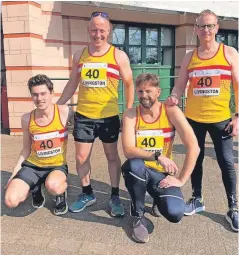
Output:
(141, 137), (156, 147)
(197, 77), (212, 87)
(85, 69), (99, 79)
(40, 140), (53, 149)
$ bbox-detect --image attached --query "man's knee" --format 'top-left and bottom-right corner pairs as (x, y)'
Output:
(122, 158), (146, 177)
(159, 198), (185, 223)
(76, 153), (90, 165)
(45, 179), (66, 195)
(104, 150), (120, 163)
(218, 153), (234, 170)
(5, 192), (24, 208)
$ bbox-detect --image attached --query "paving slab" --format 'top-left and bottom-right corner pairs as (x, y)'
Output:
(1, 134), (238, 255)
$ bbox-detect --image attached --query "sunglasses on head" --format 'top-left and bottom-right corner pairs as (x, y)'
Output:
(91, 12), (110, 20)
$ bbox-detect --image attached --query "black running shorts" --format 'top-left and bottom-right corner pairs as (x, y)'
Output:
(73, 112), (120, 143)
(13, 160), (68, 190)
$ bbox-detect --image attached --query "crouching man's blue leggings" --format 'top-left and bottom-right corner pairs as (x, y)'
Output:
(122, 159), (185, 222)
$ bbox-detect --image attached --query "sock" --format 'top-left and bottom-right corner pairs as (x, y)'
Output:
(111, 187), (119, 197)
(82, 184), (93, 195)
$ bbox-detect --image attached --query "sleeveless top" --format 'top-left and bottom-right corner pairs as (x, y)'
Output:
(186, 43), (232, 123)
(77, 46), (120, 119)
(26, 104), (68, 167)
(135, 103), (175, 172)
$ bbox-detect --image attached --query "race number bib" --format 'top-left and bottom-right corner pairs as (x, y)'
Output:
(33, 131), (62, 158)
(192, 75), (221, 96)
(136, 130), (164, 152)
(81, 63), (107, 88)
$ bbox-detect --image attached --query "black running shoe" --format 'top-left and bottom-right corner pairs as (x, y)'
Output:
(225, 208), (239, 232)
(32, 184), (45, 209)
(54, 191), (68, 216)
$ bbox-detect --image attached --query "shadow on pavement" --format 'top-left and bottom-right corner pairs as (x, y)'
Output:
(1, 170), (155, 239)
(200, 211), (235, 233)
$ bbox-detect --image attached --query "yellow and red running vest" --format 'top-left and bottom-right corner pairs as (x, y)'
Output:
(135, 103), (175, 173)
(186, 43), (232, 123)
(27, 104), (68, 167)
(77, 46), (120, 119)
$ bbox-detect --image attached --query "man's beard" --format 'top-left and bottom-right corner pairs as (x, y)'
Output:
(139, 98), (156, 109)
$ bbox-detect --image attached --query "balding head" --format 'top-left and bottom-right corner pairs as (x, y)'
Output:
(88, 15), (111, 48)
(88, 16), (110, 32)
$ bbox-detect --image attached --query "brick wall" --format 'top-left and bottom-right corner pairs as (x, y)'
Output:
(2, 1), (238, 135)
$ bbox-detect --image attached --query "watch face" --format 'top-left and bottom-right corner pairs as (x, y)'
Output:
(155, 151), (161, 160)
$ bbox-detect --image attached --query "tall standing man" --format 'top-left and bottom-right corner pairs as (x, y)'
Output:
(57, 12), (134, 217)
(166, 9), (238, 231)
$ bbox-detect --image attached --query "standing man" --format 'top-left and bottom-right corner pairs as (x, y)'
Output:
(166, 9), (238, 231)
(5, 74), (73, 216)
(57, 12), (134, 217)
(122, 73), (199, 243)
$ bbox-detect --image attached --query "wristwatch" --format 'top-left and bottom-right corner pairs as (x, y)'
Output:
(170, 93), (179, 99)
(235, 113), (239, 117)
(154, 151), (161, 161)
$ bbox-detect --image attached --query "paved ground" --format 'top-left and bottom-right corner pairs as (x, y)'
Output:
(1, 133), (238, 255)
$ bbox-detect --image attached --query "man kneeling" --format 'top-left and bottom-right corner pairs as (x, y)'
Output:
(5, 74), (73, 215)
(121, 73), (200, 243)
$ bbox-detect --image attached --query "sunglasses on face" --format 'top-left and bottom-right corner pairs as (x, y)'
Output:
(91, 12), (110, 20)
(196, 24), (217, 31)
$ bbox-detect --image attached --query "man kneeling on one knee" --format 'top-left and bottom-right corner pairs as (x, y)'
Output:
(121, 73), (200, 243)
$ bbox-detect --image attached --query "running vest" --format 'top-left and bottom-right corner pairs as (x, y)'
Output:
(26, 104), (68, 167)
(135, 103), (175, 172)
(77, 46), (120, 119)
(186, 43), (232, 123)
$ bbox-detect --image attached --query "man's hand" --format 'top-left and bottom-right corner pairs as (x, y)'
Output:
(159, 175), (184, 188)
(165, 95), (179, 106)
(157, 156), (178, 175)
(225, 116), (239, 136)
(119, 118), (123, 132)
(5, 175), (14, 189)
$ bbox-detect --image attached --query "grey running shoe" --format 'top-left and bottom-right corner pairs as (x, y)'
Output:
(184, 197), (205, 216)
(151, 201), (161, 217)
(54, 191), (68, 216)
(32, 184), (45, 209)
(132, 216), (149, 243)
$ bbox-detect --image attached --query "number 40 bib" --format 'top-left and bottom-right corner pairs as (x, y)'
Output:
(191, 70), (221, 96)
(33, 131), (62, 158)
(136, 130), (164, 152)
(81, 62), (107, 88)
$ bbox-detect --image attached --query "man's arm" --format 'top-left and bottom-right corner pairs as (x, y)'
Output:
(68, 106), (74, 126)
(166, 51), (193, 105)
(160, 105), (200, 188)
(58, 105), (74, 128)
(115, 49), (134, 109)
(226, 46), (239, 113)
(57, 50), (82, 105)
(8, 114), (32, 183)
(122, 108), (155, 160)
(224, 46), (239, 136)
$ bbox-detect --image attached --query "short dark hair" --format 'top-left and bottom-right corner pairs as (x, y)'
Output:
(135, 73), (159, 87)
(28, 74), (53, 93)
